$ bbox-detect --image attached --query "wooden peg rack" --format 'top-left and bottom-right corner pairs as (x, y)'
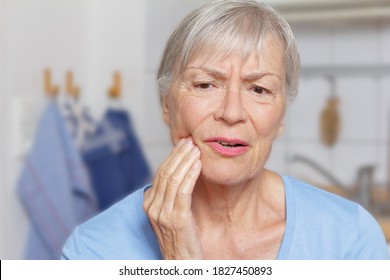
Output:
(108, 71), (121, 99)
(66, 70), (80, 99)
(43, 68), (59, 97)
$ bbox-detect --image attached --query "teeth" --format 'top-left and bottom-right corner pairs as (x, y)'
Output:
(219, 142), (240, 147)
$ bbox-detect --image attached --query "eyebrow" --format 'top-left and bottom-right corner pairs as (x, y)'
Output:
(185, 66), (228, 80)
(242, 72), (282, 82)
(185, 66), (282, 82)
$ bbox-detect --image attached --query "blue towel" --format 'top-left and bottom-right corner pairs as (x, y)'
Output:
(81, 109), (151, 210)
(16, 102), (98, 259)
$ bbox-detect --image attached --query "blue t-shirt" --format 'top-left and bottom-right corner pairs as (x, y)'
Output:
(62, 176), (390, 259)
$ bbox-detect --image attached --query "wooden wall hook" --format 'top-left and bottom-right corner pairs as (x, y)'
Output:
(108, 71), (121, 99)
(44, 68), (59, 97)
(320, 76), (340, 147)
(66, 70), (80, 99)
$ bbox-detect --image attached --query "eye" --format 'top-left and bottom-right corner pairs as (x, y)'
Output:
(251, 85), (270, 95)
(195, 83), (214, 89)
(193, 81), (220, 93)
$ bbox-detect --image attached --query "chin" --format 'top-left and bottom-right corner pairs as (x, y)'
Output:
(200, 165), (250, 187)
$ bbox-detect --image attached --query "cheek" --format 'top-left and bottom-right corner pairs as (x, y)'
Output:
(169, 97), (210, 142)
(252, 106), (285, 139)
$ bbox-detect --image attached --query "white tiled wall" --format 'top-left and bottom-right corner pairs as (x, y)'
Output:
(332, 23), (380, 65)
(281, 20), (390, 189)
(0, 0), (6, 257)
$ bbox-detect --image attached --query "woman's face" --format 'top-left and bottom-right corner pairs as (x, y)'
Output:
(162, 35), (286, 186)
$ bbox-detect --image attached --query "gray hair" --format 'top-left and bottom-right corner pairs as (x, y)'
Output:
(157, 0), (300, 103)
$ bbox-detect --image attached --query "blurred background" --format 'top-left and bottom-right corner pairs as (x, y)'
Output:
(1, 0), (390, 259)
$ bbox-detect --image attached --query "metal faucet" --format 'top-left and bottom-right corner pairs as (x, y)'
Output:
(288, 154), (375, 210)
(356, 165), (375, 211)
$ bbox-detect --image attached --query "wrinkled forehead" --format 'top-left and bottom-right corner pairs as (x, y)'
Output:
(178, 32), (285, 75)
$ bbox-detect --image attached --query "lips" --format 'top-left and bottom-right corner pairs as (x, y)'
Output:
(205, 137), (249, 157)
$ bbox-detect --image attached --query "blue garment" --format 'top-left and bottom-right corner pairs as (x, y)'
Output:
(17, 102), (98, 259)
(81, 109), (151, 211)
(61, 175), (390, 260)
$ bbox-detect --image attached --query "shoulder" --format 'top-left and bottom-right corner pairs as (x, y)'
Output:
(282, 176), (389, 259)
(283, 175), (361, 241)
(62, 185), (161, 260)
(283, 175), (357, 215)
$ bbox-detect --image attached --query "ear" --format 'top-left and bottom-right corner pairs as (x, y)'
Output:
(162, 95), (170, 125)
(275, 120), (285, 138)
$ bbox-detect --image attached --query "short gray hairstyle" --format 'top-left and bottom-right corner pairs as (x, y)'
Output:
(157, 0), (300, 102)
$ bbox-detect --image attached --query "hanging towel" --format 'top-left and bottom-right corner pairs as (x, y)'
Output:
(81, 109), (151, 211)
(62, 98), (96, 148)
(16, 101), (98, 259)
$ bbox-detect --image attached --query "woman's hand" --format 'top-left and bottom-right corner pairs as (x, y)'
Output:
(143, 138), (203, 259)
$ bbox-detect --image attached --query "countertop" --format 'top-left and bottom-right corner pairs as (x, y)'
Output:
(376, 216), (390, 242)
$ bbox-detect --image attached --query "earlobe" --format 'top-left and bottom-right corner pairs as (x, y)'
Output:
(162, 95), (170, 125)
(276, 121), (284, 138)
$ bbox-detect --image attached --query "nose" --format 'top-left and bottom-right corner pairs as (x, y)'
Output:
(214, 83), (247, 124)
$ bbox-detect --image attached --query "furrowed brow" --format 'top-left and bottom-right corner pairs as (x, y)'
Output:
(242, 72), (282, 82)
(186, 66), (228, 80)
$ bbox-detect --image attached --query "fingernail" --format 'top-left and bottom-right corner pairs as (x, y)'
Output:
(177, 138), (187, 146)
(186, 138), (194, 147)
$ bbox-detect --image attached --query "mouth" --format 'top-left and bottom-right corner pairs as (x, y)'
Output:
(204, 137), (249, 156)
(216, 141), (246, 148)
(205, 137), (249, 146)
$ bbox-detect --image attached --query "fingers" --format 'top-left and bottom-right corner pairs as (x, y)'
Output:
(163, 150), (201, 214)
(144, 137), (201, 214)
(143, 138), (190, 208)
(142, 137), (204, 259)
(173, 159), (201, 213)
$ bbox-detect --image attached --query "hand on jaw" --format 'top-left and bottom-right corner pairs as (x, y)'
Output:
(143, 137), (203, 260)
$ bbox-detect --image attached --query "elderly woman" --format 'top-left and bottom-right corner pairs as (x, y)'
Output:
(62, 0), (389, 260)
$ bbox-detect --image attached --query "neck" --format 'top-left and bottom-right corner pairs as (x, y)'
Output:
(191, 169), (280, 228)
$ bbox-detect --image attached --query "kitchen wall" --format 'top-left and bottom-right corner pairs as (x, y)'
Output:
(271, 20), (390, 188)
(0, 0), (6, 257)
(1, 0), (389, 259)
